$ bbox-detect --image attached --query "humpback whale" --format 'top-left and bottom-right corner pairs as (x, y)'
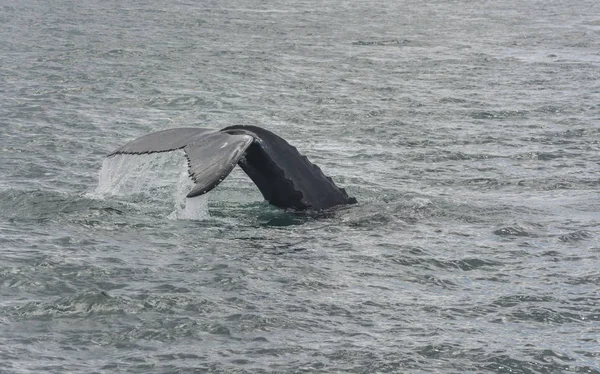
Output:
(108, 125), (357, 211)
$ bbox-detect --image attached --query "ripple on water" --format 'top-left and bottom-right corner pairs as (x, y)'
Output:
(493, 224), (538, 237)
(558, 230), (593, 242)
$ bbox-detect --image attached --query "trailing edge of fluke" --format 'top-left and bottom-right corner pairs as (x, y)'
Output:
(107, 125), (357, 211)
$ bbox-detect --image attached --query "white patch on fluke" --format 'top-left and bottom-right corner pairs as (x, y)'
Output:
(220, 142), (228, 149)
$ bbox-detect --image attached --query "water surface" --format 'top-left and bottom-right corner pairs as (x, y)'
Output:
(1, 0), (599, 372)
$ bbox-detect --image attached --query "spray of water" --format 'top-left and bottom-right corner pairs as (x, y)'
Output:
(166, 165), (209, 221)
(90, 153), (209, 220)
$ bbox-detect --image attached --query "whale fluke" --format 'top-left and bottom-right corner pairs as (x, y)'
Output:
(107, 126), (356, 211)
(108, 127), (213, 156)
(184, 132), (253, 198)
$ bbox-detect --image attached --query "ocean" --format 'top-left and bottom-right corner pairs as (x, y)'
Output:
(1, 0), (599, 372)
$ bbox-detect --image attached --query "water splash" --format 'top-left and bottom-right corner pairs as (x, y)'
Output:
(167, 166), (209, 221)
(90, 153), (209, 220)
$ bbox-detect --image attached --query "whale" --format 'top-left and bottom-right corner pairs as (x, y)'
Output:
(107, 125), (357, 211)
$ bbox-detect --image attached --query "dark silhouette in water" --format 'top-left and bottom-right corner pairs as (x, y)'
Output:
(108, 125), (357, 211)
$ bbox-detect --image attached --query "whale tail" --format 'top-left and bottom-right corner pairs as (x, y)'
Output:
(108, 126), (356, 211)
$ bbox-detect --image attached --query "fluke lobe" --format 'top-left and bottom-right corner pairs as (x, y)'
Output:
(108, 125), (357, 211)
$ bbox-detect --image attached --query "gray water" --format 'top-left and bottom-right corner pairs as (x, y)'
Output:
(1, 0), (599, 372)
